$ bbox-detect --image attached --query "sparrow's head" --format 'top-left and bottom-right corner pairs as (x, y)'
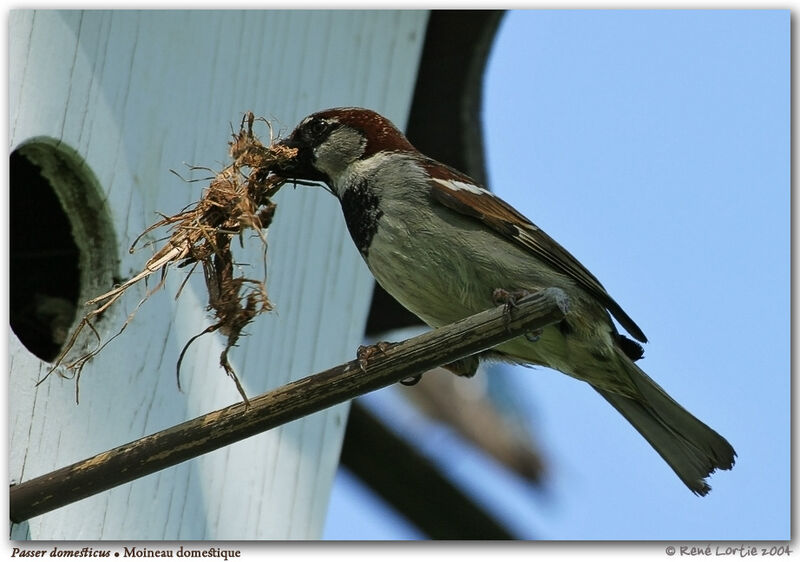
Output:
(276, 108), (415, 186)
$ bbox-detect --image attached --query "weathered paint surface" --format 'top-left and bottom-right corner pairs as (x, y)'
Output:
(9, 10), (426, 539)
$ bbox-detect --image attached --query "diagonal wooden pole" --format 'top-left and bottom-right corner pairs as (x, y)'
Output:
(10, 288), (569, 524)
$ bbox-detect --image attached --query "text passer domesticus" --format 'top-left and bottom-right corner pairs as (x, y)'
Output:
(274, 107), (735, 495)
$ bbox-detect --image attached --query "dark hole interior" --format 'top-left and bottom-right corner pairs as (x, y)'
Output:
(10, 150), (81, 362)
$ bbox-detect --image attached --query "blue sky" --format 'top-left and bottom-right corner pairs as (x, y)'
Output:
(324, 9), (789, 541)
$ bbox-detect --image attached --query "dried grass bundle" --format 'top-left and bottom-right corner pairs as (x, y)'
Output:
(47, 112), (297, 403)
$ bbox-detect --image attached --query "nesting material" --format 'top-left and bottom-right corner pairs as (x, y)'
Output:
(48, 112), (297, 403)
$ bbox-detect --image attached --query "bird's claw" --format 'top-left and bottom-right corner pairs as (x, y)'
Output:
(358, 341), (419, 385)
(399, 374), (423, 386)
(492, 288), (534, 331)
(357, 341), (393, 372)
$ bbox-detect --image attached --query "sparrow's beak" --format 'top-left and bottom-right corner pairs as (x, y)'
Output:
(274, 138), (328, 183)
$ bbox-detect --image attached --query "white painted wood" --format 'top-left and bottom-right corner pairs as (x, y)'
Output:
(9, 9), (427, 540)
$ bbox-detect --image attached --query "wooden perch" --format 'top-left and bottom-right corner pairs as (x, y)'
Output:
(10, 288), (569, 524)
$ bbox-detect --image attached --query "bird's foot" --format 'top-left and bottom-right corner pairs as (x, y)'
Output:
(492, 288), (543, 341)
(492, 288), (532, 329)
(357, 341), (394, 372)
(399, 373), (423, 386)
(358, 340), (417, 383)
(492, 288), (533, 310)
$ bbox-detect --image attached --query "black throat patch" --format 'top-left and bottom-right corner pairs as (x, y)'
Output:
(339, 178), (383, 257)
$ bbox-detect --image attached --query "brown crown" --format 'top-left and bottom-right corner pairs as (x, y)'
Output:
(314, 107), (417, 158)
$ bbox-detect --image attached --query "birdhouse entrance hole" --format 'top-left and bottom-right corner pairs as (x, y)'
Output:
(10, 140), (117, 362)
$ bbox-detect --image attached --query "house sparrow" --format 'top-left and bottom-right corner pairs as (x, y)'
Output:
(274, 107), (735, 495)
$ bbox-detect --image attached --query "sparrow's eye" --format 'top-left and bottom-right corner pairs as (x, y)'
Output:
(308, 118), (328, 137)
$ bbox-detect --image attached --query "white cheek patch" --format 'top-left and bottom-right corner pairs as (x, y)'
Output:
(432, 177), (486, 195)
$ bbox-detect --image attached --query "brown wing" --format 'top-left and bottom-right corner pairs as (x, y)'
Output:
(425, 162), (647, 343)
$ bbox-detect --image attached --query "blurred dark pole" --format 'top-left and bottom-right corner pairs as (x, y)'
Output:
(343, 10), (520, 540)
(340, 401), (515, 539)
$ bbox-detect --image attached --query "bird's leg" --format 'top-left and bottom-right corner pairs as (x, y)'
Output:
(358, 341), (421, 385)
(492, 288), (529, 310)
(357, 341), (394, 372)
(492, 288), (543, 342)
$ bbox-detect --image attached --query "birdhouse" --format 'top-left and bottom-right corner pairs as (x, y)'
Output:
(9, 9), (430, 540)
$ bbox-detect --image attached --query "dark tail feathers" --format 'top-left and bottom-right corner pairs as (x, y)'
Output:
(595, 353), (736, 496)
